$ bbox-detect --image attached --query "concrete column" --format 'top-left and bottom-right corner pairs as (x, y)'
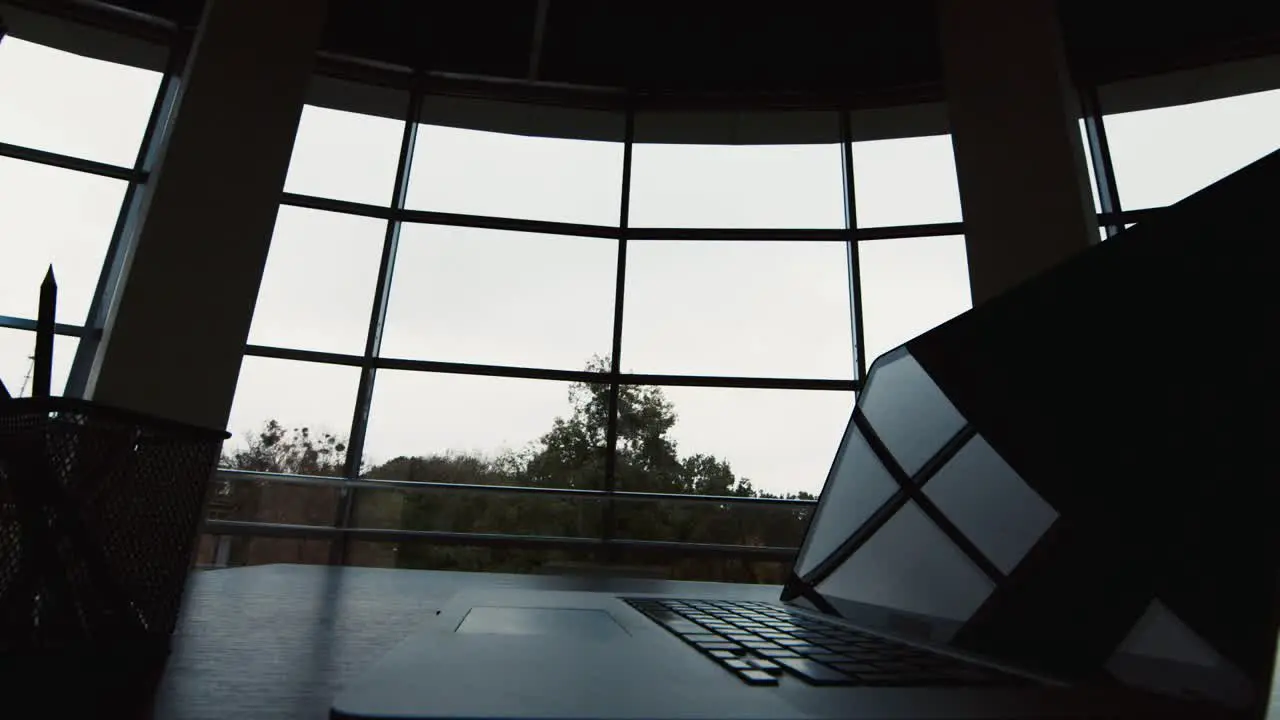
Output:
(86, 1), (326, 428)
(938, 0), (1096, 306)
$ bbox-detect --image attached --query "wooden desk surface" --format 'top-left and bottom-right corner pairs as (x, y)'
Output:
(151, 565), (781, 720)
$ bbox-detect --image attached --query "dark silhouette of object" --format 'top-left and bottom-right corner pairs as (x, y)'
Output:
(781, 149), (1278, 710)
(0, 404), (229, 640)
(906, 151), (1278, 694)
(0, 396), (229, 713)
(32, 266), (55, 398)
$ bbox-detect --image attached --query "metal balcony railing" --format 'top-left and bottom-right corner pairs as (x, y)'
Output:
(203, 468), (818, 563)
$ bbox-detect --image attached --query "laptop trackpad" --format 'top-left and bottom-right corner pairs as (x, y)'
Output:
(455, 606), (628, 640)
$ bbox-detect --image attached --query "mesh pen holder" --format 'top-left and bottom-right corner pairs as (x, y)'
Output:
(0, 398), (228, 659)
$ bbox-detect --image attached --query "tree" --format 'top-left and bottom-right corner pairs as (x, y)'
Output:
(205, 422), (348, 566)
(220, 420), (346, 476)
(219, 358), (820, 582)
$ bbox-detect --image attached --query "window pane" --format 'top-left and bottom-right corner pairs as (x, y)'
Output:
(1104, 89), (1280, 210)
(860, 349), (966, 478)
(857, 235), (971, 364)
(817, 500), (994, 622)
(406, 124), (624, 226)
(380, 225), (616, 370)
(248, 206), (385, 354)
(851, 134), (962, 227)
(629, 141), (845, 228)
(363, 371), (596, 489)
(223, 356), (361, 468)
(0, 328), (77, 397)
(614, 495), (813, 546)
(283, 104), (405, 206)
(623, 241), (852, 378)
(208, 473), (339, 523)
(1114, 600), (1227, 668)
(617, 384), (854, 497)
(794, 427), (898, 577)
(353, 483), (602, 538)
(0, 37), (161, 167)
(0, 157), (128, 323)
(923, 434), (1057, 574)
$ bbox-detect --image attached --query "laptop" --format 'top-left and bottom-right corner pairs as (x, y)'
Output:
(333, 151), (1278, 720)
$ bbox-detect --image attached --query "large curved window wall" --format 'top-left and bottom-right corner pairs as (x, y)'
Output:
(0, 35), (165, 397)
(2, 24), (1275, 581)
(1103, 88), (1280, 211)
(216, 95), (986, 577)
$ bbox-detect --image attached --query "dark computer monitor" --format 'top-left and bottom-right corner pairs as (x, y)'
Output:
(788, 150), (1279, 710)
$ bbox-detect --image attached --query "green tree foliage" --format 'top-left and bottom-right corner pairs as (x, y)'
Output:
(221, 358), (818, 582)
(221, 420), (347, 476)
(210, 422), (348, 565)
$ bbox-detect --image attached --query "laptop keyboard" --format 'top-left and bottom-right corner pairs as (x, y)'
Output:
(624, 598), (1024, 688)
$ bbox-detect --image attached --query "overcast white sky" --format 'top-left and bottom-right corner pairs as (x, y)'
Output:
(1, 36), (1277, 496)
